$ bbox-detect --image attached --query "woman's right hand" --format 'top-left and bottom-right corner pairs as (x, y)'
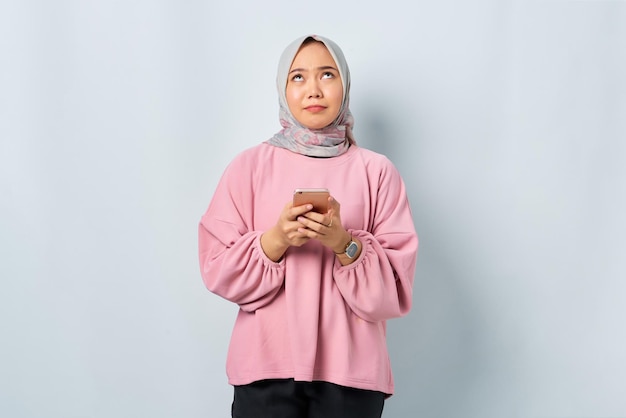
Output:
(260, 201), (314, 261)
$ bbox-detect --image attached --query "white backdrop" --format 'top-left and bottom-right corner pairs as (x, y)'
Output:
(1, 1), (625, 417)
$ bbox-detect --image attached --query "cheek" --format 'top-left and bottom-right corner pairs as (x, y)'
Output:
(285, 86), (300, 112)
(329, 85), (344, 110)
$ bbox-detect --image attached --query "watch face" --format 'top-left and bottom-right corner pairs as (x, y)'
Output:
(345, 241), (358, 258)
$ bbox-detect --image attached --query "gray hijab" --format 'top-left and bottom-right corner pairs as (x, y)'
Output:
(266, 34), (355, 157)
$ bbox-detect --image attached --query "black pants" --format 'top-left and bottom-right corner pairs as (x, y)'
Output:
(232, 379), (386, 418)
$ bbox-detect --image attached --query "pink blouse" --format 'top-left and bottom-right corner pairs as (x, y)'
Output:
(198, 143), (418, 395)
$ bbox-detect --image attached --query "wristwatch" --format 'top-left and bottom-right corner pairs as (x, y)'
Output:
(336, 236), (359, 259)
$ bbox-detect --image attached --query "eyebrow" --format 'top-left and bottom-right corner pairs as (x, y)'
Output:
(289, 66), (338, 74)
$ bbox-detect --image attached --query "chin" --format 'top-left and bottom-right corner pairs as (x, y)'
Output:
(303, 120), (333, 130)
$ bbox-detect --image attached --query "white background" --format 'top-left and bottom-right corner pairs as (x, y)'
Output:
(1, 1), (625, 417)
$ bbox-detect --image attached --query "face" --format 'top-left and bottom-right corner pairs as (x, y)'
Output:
(285, 41), (344, 130)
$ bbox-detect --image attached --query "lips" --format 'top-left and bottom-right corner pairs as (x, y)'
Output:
(305, 105), (326, 113)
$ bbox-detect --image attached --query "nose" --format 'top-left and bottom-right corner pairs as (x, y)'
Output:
(307, 80), (322, 98)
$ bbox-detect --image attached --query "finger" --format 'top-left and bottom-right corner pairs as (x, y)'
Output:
(297, 226), (317, 239)
(326, 209), (335, 227)
(297, 215), (314, 229)
(297, 216), (326, 235)
(325, 195), (333, 214)
(290, 203), (314, 219)
(288, 219), (309, 233)
(286, 224), (310, 240)
(300, 211), (327, 225)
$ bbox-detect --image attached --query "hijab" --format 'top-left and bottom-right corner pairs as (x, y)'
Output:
(266, 34), (355, 157)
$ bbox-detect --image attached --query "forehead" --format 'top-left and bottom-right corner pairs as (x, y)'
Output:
(289, 41), (337, 69)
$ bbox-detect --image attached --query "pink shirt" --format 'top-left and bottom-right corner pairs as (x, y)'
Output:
(198, 143), (418, 395)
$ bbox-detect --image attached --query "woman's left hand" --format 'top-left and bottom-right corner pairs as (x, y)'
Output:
(296, 196), (351, 254)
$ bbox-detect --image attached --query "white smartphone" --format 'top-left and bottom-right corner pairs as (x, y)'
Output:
(293, 188), (330, 213)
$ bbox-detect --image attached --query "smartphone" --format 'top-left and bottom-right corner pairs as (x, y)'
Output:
(293, 188), (330, 213)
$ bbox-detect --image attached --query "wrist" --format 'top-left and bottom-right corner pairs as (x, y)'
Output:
(334, 235), (361, 265)
(333, 232), (352, 254)
(260, 228), (289, 262)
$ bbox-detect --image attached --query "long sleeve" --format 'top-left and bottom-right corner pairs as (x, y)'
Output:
(198, 156), (286, 313)
(332, 157), (418, 322)
(197, 144), (418, 395)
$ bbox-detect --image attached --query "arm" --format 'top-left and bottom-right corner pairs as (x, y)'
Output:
(198, 218), (286, 312)
(198, 160), (286, 313)
(332, 161), (418, 322)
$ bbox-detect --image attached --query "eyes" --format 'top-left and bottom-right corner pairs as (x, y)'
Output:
(290, 71), (336, 82)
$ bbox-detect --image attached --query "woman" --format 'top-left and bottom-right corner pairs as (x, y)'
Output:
(198, 34), (418, 418)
